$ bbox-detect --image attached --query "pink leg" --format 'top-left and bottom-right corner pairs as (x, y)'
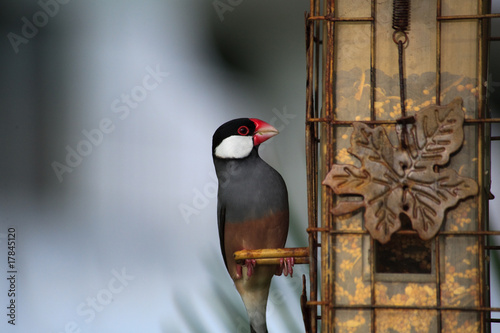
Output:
(235, 259), (257, 279)
(245, 259), (256, 277)
(235, 264), (243, 279)
(275, 257), (295, 277)
(276, 258), (284, 276)
(286, 257), (294, 278)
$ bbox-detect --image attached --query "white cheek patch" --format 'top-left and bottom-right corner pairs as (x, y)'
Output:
(215, 135), (254, 159)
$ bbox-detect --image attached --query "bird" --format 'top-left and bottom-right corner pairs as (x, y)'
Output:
(212, 118), (292, 333)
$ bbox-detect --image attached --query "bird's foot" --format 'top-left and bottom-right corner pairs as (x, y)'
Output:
(236, 259), (257, 279)
(245, 259), (256, 277)
(276, 257), (295, 277)
(236, 264), (243, 279)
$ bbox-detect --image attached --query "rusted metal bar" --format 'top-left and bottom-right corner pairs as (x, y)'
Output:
(234, 247), (309, 260)
(328, 304), (500, 312)
(438, 13), (500, 20)
(300, 275), (311, 333)
(435, 236), (443, 332)
(307, 117), (398, 124)
(370, 5), (377, 330)
(370, 236), (376, 332)
(306, 117), (500, 124)
(305, 4), (319, 331)
(306, 300), (330, 306)
(306, 227), (331, 233)
(333, 229), (500, 236)
(370, 0), (376, 122)
(306, 300), (500, 312)
(322, 1), (336, 330)
(237, 257), (309, 265)
(308, 15), (374, 22)
(312, 2), (320, 330)
(478, 2), (488, 329)
(309, 227), (500, 236)
(464, 118), (500, 123)
(436, 0), (442, 106)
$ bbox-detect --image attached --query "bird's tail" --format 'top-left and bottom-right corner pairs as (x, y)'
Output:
(241, 290), (268, 333)
(250, 323), (267, 333)
(234, 268), (273, 333)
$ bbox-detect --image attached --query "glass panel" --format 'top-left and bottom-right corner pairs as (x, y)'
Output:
(439, 3), (481, 329)
(334, 23), (372, 121)
(375, 0), (437, 121)
(337, 0), (371, 18)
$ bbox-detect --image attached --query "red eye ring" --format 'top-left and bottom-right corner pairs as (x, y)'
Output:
(237, 126), (249, 136)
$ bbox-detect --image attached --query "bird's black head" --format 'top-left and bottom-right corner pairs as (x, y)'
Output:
(212, 118), (278, 159)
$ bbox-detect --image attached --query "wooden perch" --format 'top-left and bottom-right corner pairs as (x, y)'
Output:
(234, 247), (309, 265)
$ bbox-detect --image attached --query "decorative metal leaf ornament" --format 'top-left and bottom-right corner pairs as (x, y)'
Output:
(323, 97), (478, 244)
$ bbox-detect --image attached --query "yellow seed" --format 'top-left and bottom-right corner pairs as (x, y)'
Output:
(423, 89), (430, 95)
(457, 84), (465, 92)
(345, 319), (362, 327)
(454, 286), (465, 295)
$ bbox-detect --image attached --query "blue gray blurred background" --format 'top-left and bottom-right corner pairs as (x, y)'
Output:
(0, 1), (498, 332)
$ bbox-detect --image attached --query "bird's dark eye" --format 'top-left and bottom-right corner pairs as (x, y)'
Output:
(237, 126), (250, 136)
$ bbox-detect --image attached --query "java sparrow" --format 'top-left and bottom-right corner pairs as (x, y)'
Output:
(212, 118), (293, 333)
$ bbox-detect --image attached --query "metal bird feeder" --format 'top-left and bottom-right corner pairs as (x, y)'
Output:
(303, 0), (500, 332)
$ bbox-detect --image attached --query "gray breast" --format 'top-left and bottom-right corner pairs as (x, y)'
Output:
(215, 156), (288, 223)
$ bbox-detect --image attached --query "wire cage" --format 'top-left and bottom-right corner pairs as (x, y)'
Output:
(304, 0), (500, 332)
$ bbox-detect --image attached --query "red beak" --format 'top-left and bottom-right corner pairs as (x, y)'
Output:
(250, 118), (279, 146)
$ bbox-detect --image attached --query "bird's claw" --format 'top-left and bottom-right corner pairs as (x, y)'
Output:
(276, 257), (295, 277)
(235, 259), (257, 279)
(245, 259), (257, 277)
(246, 259), (256, 277)
(236, 264), (243, 279)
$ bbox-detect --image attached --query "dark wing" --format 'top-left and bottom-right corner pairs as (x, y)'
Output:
(217, 201), (228, 269)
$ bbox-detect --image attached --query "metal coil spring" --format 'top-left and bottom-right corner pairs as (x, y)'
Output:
(392, 0), (411, 32)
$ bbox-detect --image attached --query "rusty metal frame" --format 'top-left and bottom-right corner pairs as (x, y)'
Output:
(304, 0), (500, 332)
